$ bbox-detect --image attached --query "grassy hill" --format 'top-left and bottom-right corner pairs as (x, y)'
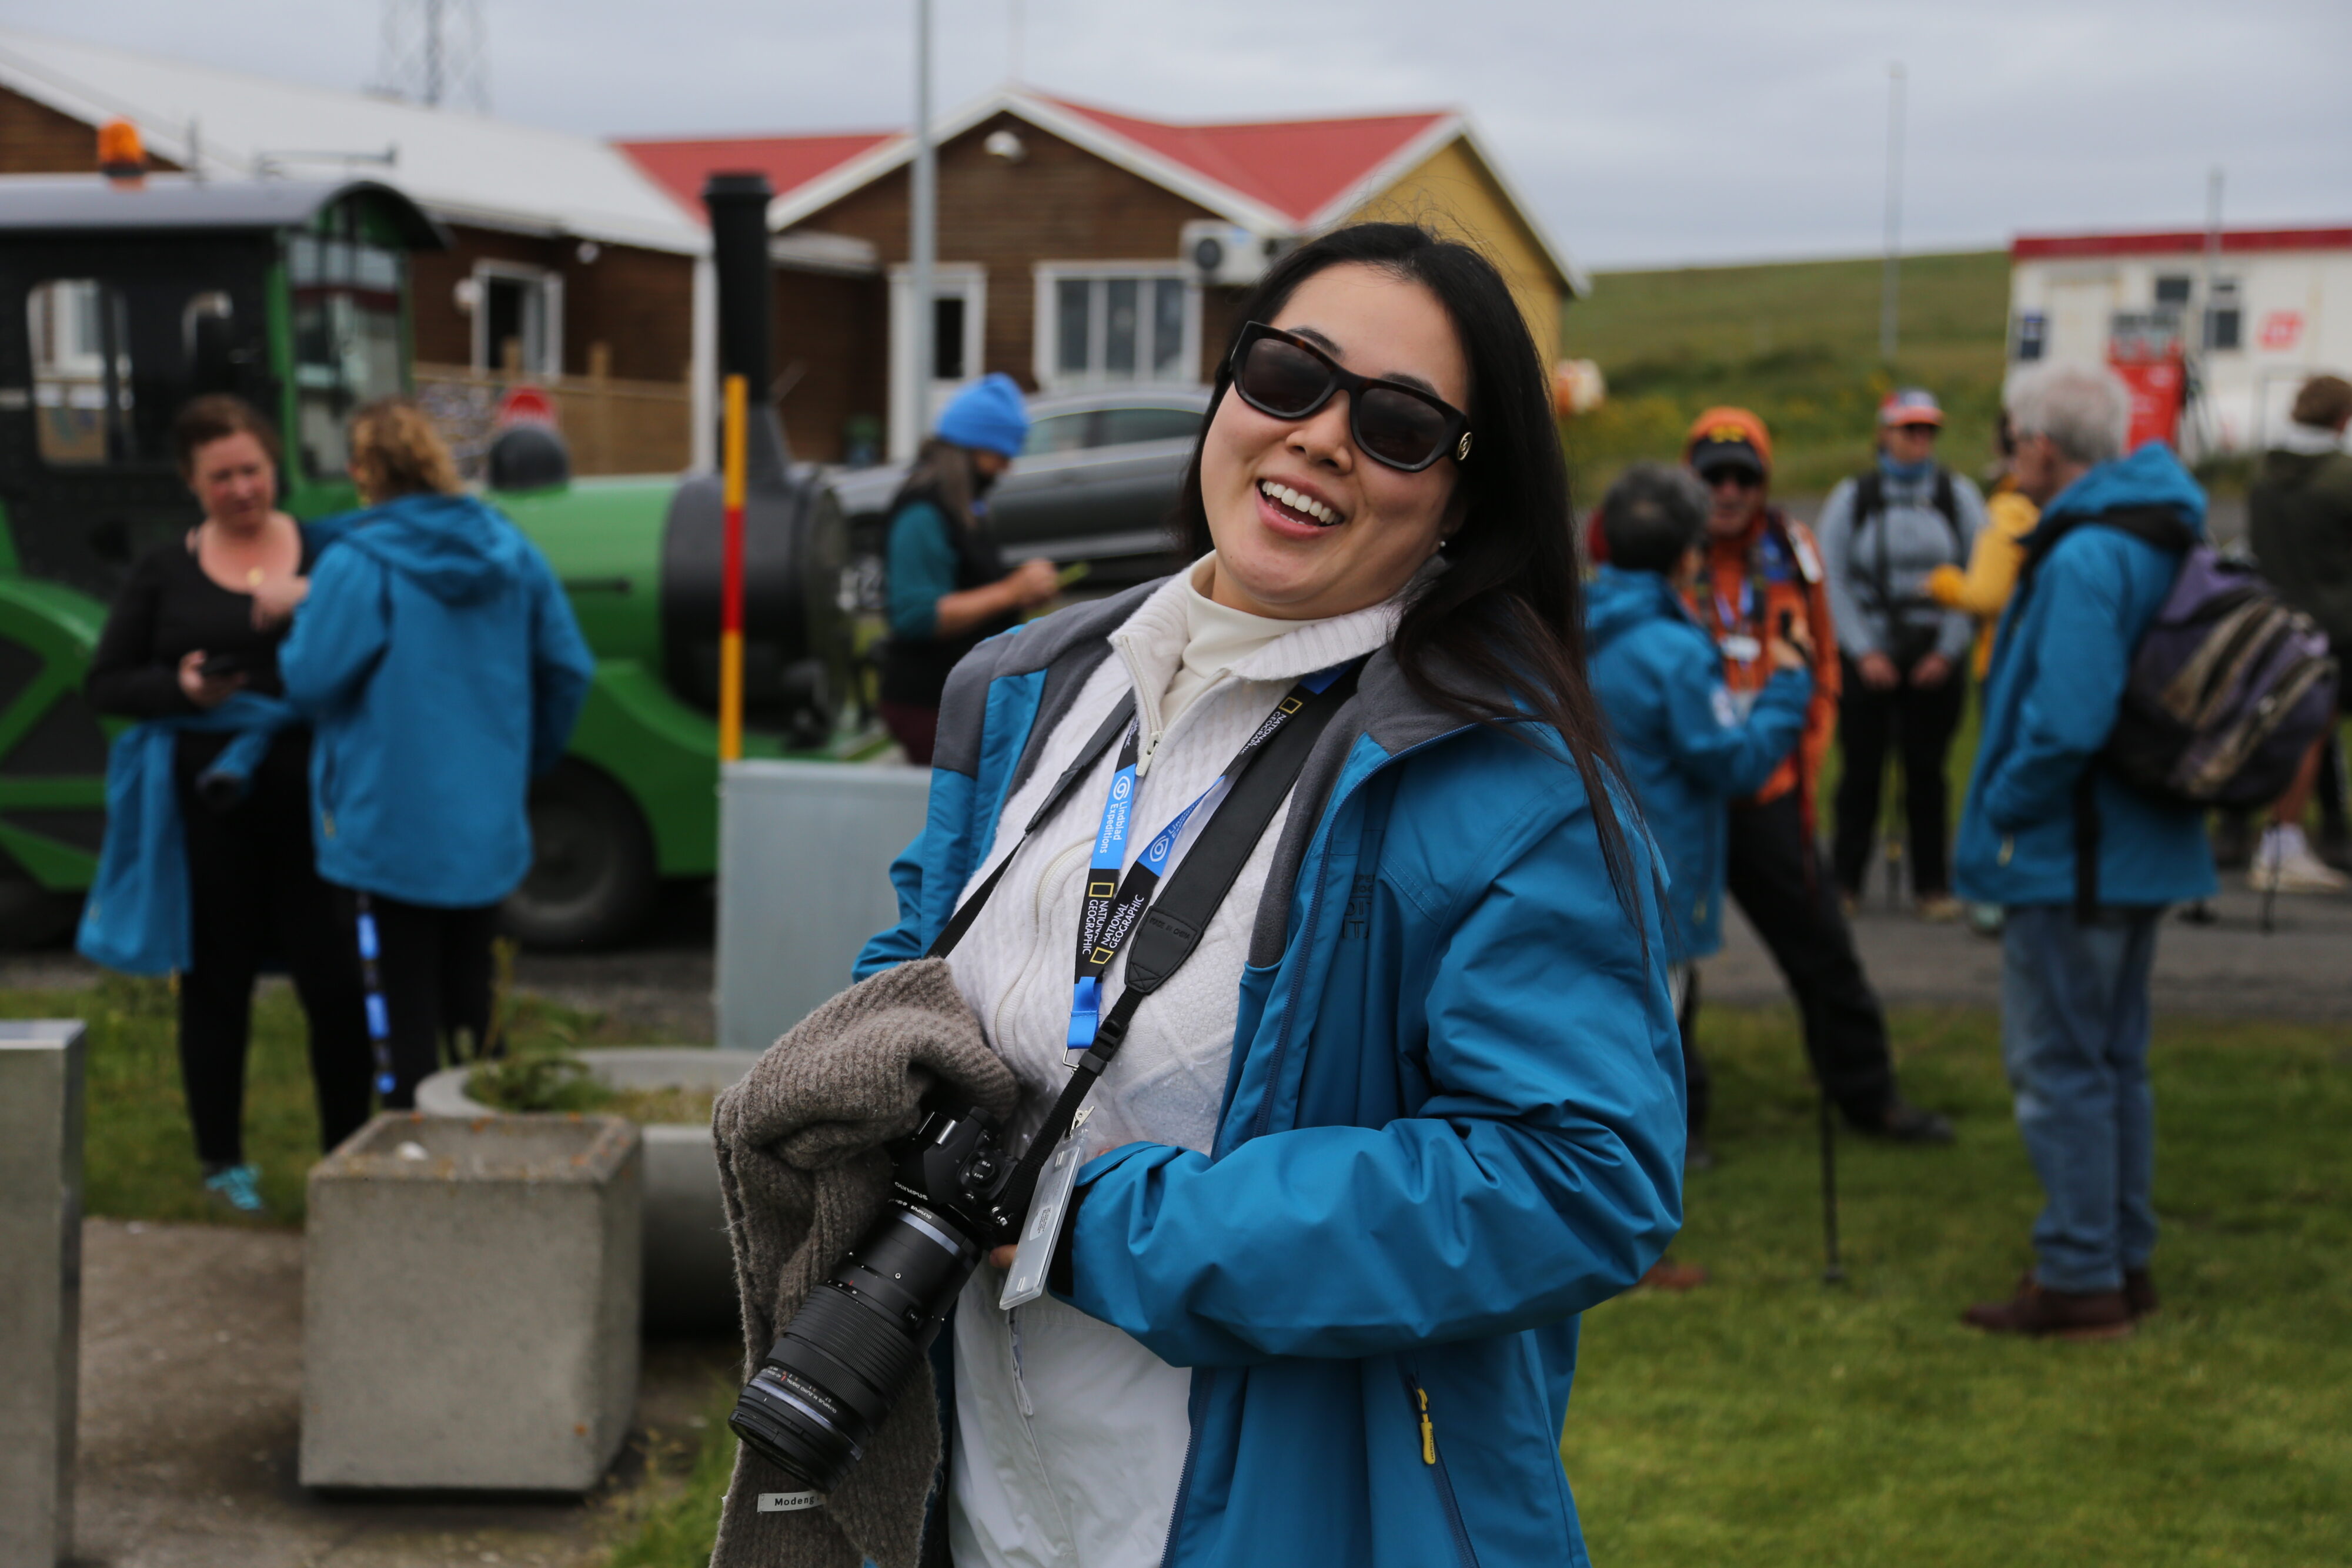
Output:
(1558, 250), (2012, 500)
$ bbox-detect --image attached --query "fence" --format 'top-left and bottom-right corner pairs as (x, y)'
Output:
(413, 347), (694, 480)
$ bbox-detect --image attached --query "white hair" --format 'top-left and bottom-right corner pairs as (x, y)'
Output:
(2007, 363), (2132, 467)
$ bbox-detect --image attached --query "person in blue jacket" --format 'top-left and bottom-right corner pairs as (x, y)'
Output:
(851, 225), (1683, 1568)
(878, 373), (1062, 764)
(1586, 462), (1812, 1178)
(1955, 364), (2216, 1340)
(279, 400), (593, 1109)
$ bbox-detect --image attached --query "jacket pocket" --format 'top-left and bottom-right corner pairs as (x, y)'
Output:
(1400, 1368), (1482, 1568)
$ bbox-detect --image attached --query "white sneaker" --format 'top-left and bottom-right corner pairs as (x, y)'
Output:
(2249, 826), (2349, 894)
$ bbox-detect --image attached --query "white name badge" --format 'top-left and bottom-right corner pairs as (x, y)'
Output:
(1720, 634), (1762, 664)
(1000, 1108), (1093, 1310)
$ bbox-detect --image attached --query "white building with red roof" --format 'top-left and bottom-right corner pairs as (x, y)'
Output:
(2009, 224), (2352, 454)
(620, 89), (1580, 461)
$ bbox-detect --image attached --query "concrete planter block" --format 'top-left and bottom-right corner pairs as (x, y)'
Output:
(417, 1047), (752, 1333)
(717, 759), (930, 1051)
(0, 1021), (85, 1568)
(300, 1112), (642, 1492)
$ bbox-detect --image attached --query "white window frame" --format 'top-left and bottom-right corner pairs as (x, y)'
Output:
(469, 260), (563, 376)
(887, 262), (988, 461)
(1031, 262), (1202, 392)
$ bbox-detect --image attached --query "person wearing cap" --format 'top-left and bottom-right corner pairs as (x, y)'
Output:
(880, 373), (1062, 764)
(1684, 407), (1953, 1144)
(1815, 389), (1986, 922)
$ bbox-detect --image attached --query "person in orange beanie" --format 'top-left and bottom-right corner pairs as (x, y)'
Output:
(1681, 407), (1952, 1144)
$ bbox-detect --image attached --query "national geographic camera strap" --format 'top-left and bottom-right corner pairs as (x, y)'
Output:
(924, 658), (1364, 1222)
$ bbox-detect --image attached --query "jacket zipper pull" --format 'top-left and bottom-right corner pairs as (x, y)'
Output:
(1417, 1386), (1435, 1466)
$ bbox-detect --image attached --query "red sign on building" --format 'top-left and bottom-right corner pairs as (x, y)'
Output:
(2259, 310), (2305, 351)
(2107, 349), (2184, 450)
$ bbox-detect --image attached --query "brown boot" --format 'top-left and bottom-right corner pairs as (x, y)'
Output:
(1641, 1258), (1710, 1291)
(2124, 1268), (2159, 1318)
(1962, 1273), (2133, 1340)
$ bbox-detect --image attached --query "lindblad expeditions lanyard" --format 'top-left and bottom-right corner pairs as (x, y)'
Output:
(1065, 661), (1352, 1059)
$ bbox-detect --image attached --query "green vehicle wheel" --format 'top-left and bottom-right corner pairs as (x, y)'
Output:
(500, 758), (657, 951)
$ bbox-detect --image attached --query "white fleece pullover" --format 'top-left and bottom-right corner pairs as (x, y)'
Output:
(943, 556), (1402, 1568)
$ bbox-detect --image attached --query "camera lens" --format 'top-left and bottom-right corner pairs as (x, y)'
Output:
(727, 1196), (986, 1493)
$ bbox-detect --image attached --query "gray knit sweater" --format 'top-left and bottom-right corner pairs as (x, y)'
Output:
(710, 957), (1019, 1568)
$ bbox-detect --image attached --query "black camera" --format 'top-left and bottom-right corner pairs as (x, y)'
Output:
(727, 1105), (1028, 1493)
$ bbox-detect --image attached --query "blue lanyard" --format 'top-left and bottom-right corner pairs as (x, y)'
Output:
(1065, 662), (1351, 1059)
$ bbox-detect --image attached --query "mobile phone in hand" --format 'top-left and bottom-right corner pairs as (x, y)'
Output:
(198, 651), (246, 680)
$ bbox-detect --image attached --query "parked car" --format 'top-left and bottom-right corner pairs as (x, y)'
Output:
(832, 385), (1210, 604)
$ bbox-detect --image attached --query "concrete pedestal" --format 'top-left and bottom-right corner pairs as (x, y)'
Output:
(416, 1048), (753, 1333)
(300, 1113), (642, 1492)
(716, 759), (930, 1051)
(0, 1020), (86, 1568)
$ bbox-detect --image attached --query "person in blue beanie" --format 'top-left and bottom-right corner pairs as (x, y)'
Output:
(1955, 364), (2216, 1340)
(280, 400), (593, 1109)
(82, 394), (371, 1217)
(879, 372), (1061, 763)
(1587, 462), (1813, 1183)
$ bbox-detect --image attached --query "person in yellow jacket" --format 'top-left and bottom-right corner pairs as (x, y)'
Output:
(1925, 416), (2040, 679)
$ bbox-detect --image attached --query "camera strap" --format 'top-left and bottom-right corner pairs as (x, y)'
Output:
(924, 658), (1364, 1234)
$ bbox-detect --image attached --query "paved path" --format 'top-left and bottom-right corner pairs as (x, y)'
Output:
(72, 1218), (737, 1568)
(1710, 881), (2352, 1020)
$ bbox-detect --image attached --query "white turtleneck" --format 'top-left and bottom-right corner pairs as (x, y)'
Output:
(1158, 556), (1312, 735)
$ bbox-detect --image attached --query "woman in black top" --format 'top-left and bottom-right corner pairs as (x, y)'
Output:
(84, 395), (369, 1217)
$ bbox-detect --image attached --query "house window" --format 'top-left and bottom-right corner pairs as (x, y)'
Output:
(2013, 310), (2047, 363)
(469, 262), (563, 376)
(2153, 275), (2193, 307)
(1034, 266), (1199, 388)
(2204, 279), (2242, 352)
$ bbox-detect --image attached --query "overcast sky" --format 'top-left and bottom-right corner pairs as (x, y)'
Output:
(15, 0), (2350, 269)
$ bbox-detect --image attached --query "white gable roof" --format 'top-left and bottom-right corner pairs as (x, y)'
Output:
(0, 28), (705, 255)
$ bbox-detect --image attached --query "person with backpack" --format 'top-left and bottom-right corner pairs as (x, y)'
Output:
(1954, 364), (2219, 1340)
(1815, 389), (1985, 921)
(1588, 463), (1813, 1186)
(2244, 373), (2352, 894)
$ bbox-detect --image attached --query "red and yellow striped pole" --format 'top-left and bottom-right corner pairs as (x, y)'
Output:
(717, 373), (747, 764)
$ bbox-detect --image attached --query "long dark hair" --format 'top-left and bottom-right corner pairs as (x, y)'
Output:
(1175, 222), (1641, 909)
(896, 436), (983, 530)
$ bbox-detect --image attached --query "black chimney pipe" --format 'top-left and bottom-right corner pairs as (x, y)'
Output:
(702, 170), (785, 477)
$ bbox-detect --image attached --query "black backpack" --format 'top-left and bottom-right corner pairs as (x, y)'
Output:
(1852, 468), (1964, 666)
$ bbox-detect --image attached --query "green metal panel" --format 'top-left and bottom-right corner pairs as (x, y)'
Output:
(0, 576), (113, 890)
(495, 478), (670, 667)
(565, 658), (717, 875)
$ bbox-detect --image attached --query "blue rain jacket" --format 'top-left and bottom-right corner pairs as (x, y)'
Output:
(1586, 566), (1810, 959)
(1955, 444), (2219, 907)
(857, 584), (1686, 1568)
(75, 693), (297, 975)
(279, 491), (593, 907)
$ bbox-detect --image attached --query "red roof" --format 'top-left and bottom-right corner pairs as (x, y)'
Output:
(617, 132), (896, 222)
(1039, 98), (1447, 226)
(615, 98), (1455, 230)
(2012, 226), (2352, 260)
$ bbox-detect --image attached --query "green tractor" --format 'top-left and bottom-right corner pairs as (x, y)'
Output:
(0, 171), (858, 949)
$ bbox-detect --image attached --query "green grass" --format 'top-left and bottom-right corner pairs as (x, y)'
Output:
(10, 973), (683, 1226)
(45, 973), (2346, 1563)
(1565, 1005), (2352, 1566)
(1559, 250), (2013, 499)
(604, 1382), (740, 1568)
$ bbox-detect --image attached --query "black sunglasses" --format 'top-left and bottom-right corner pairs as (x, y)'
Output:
(1700, 466), (1761, 490)
(1225, 322), (1472, 473)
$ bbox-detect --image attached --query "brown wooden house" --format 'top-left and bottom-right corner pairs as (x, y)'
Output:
(620, 89), (1583, 464)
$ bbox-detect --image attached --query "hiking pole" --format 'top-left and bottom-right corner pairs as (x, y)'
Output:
(1818, 1090), (1846, 1284)
(1781, 609), (1847, 1288)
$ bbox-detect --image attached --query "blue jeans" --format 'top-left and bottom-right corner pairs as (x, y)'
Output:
(1999, 904), (2161, 1293)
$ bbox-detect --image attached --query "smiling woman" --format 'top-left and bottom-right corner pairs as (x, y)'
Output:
(789, 222), (1685, 1568)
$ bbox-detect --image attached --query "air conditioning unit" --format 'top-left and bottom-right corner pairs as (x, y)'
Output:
(1181, 220), (1272, 287)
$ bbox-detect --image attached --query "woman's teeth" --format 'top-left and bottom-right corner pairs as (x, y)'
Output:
(1259, 479), (1340, 526)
